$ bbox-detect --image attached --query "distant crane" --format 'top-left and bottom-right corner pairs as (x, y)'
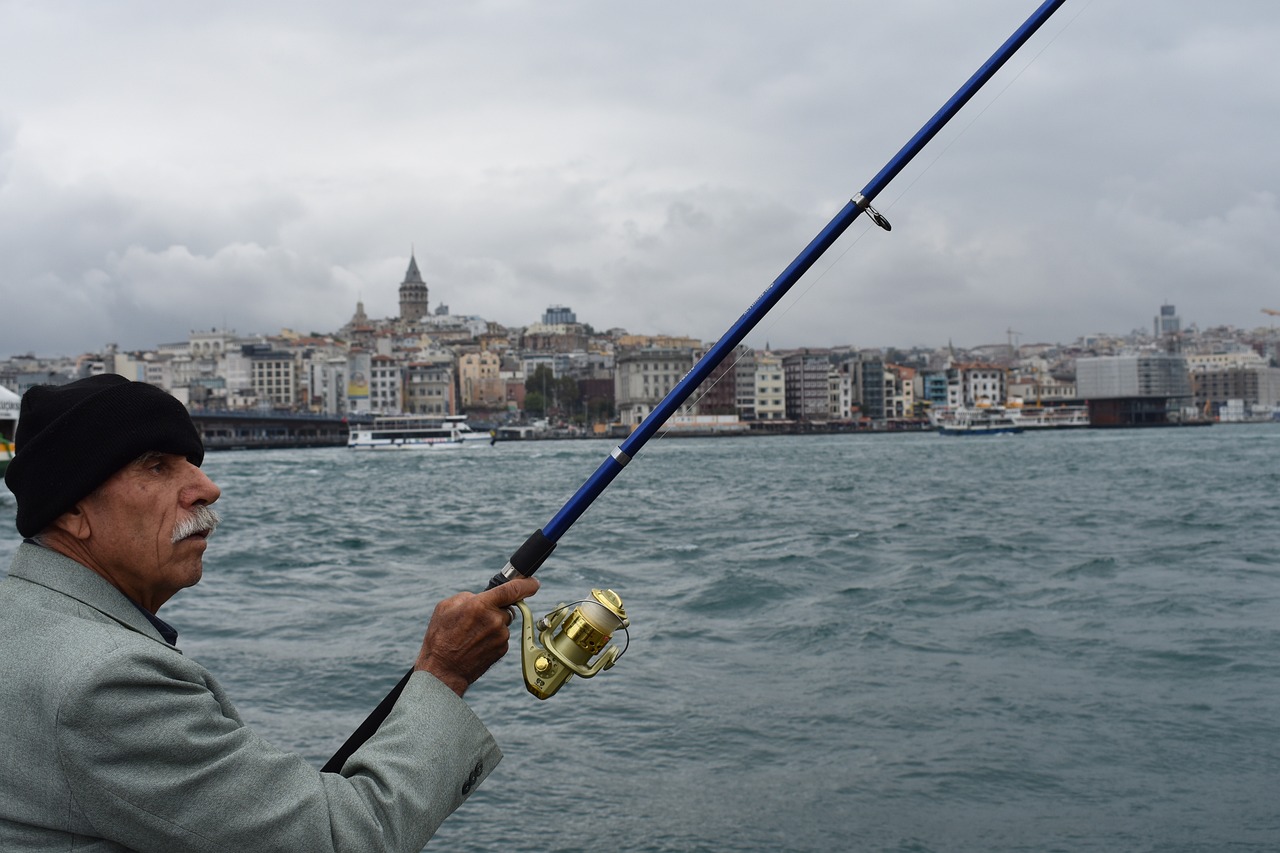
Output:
(1006, 327), (1022, 363)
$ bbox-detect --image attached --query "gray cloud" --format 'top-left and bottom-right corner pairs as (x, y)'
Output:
(2, 0), (1277, 357)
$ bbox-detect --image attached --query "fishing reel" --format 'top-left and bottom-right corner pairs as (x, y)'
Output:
(512, 588), (630, 700)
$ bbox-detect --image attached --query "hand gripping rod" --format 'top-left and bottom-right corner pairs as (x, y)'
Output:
(324, 0), (1068, 773)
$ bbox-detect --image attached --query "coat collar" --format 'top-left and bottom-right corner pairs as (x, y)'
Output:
(7, 541), (176, 647)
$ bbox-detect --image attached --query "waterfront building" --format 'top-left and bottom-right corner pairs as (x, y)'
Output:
(753, 350), (785, 421)
(163, 355), (204, 394)
(1185, 350), (1267, 371)
(754, 353), (787, 420)
(920, 369), (948, 410)
(614, 347), (698, 427)
(304, 356), (348, 416)
(1076, 354), (1191, 399)
(782, 350), (832, 421)
(502, 374), (527, 413)
(578, 376), (616, 423)
(733, 351), (759, 420)
(835, 352), (885, 422)
(1189, 364), (1280, 417)
(110, 351), (151, 385)
(945, 362), (1007, 409)
(142, 357), (177, 394)
(884, 364), (916, 420)
(404, 358), (455, 416)
(249, 349), (300, 409)
(862, 354), (886, 422)
(827, 369), (841, 420)
(458, 350), (504, 410)
(834, 366), (855, 421)
(694, 344), (743, 416)
(1007, 370), (1078, 405)
(368, 354), (403, 414)
(346, 350), (372, 415)
(1076, 353), (1193, 426)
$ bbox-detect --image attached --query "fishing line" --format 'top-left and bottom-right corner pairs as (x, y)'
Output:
(324, 0), (1075, 773)
(869, 0), (1095, 221)
(649, 2), (1093, 433)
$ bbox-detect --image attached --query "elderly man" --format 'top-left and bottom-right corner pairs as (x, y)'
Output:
(0, 374), (538, 852)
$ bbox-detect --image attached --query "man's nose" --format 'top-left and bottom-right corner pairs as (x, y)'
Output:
(183, 462), (221, 506)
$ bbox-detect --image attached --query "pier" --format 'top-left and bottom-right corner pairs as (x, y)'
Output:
(191, 411), (349, 451)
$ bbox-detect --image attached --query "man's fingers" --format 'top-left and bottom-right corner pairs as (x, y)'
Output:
(481, 576), (540, 609)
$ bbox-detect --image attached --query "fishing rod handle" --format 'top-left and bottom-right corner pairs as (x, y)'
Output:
(328, 543), (552, 773)
(485, 528), (558, 589)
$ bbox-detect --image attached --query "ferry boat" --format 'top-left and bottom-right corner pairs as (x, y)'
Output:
(1008, 405), (1091, 430)
(933, 407), (1023, 436)
(0, 384), (19, 477)
(347, 414), (496, 451)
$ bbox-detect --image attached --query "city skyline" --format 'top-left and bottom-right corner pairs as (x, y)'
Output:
(0, 288), (1268, 363)
(2, 2), (1276, 357)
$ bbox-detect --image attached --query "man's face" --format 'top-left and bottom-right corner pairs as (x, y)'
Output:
(77, 452), (221, 612)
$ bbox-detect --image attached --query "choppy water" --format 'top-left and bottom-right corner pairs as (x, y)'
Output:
(2, 425), (1278, 852)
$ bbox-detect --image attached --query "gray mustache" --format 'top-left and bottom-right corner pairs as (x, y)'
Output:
(171, 505), (221, 544)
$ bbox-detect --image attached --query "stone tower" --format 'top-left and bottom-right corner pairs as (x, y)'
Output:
(399, 252), (429, 323)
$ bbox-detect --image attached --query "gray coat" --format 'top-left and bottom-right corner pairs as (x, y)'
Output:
(0, 542), (501, 852)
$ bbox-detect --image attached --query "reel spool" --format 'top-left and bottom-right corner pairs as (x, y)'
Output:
(512, 588), (629, 700)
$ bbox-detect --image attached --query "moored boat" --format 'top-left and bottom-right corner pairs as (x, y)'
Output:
(0, 385), (20, 477)
(932, 407), (1023, 436)
(1007, 404), (1091, 430)
(347, 414), (495, 451)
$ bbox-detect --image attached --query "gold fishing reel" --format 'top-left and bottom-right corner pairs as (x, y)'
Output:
(512, 588), (629, 700)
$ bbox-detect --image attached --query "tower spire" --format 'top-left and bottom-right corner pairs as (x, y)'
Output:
(399, 248), (429, 323)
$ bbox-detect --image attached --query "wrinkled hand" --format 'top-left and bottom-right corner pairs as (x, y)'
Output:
(414, 577), (540, 696)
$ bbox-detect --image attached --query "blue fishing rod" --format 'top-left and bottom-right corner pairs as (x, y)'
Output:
(324, 0), (1068, 772)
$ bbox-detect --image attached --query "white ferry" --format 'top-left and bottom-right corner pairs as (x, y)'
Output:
(932, 403), (1091, 435)
(1008, 405), (1091, 429)
(0, 384), (20, 477)
(932, 407), (1023, 436)
(347, 415), (495, 451)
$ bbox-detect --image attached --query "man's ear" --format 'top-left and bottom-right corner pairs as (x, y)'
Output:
(50, 503), (92, 540)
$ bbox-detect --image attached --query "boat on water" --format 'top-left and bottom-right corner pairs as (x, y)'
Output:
(932, 402), (1092, 436)
(0, 384), (20, 477)
(347, 414), (496, 451)
(933, 407), (1023, 436)
(1008, 404), (1091, 430)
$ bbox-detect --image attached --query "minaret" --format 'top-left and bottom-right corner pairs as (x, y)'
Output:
(399, 252), (429, 324)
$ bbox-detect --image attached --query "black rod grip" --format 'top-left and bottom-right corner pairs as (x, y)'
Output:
(485, 528), (557, 589)
(327, 532), (557, 769)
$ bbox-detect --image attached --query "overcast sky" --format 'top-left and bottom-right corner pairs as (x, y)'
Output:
(1, 0), (1276, 358)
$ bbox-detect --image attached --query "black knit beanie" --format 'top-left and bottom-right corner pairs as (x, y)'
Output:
(4, 374), (205, 538)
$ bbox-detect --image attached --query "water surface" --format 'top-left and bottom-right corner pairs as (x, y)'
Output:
(2, 426), (1277, 851)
